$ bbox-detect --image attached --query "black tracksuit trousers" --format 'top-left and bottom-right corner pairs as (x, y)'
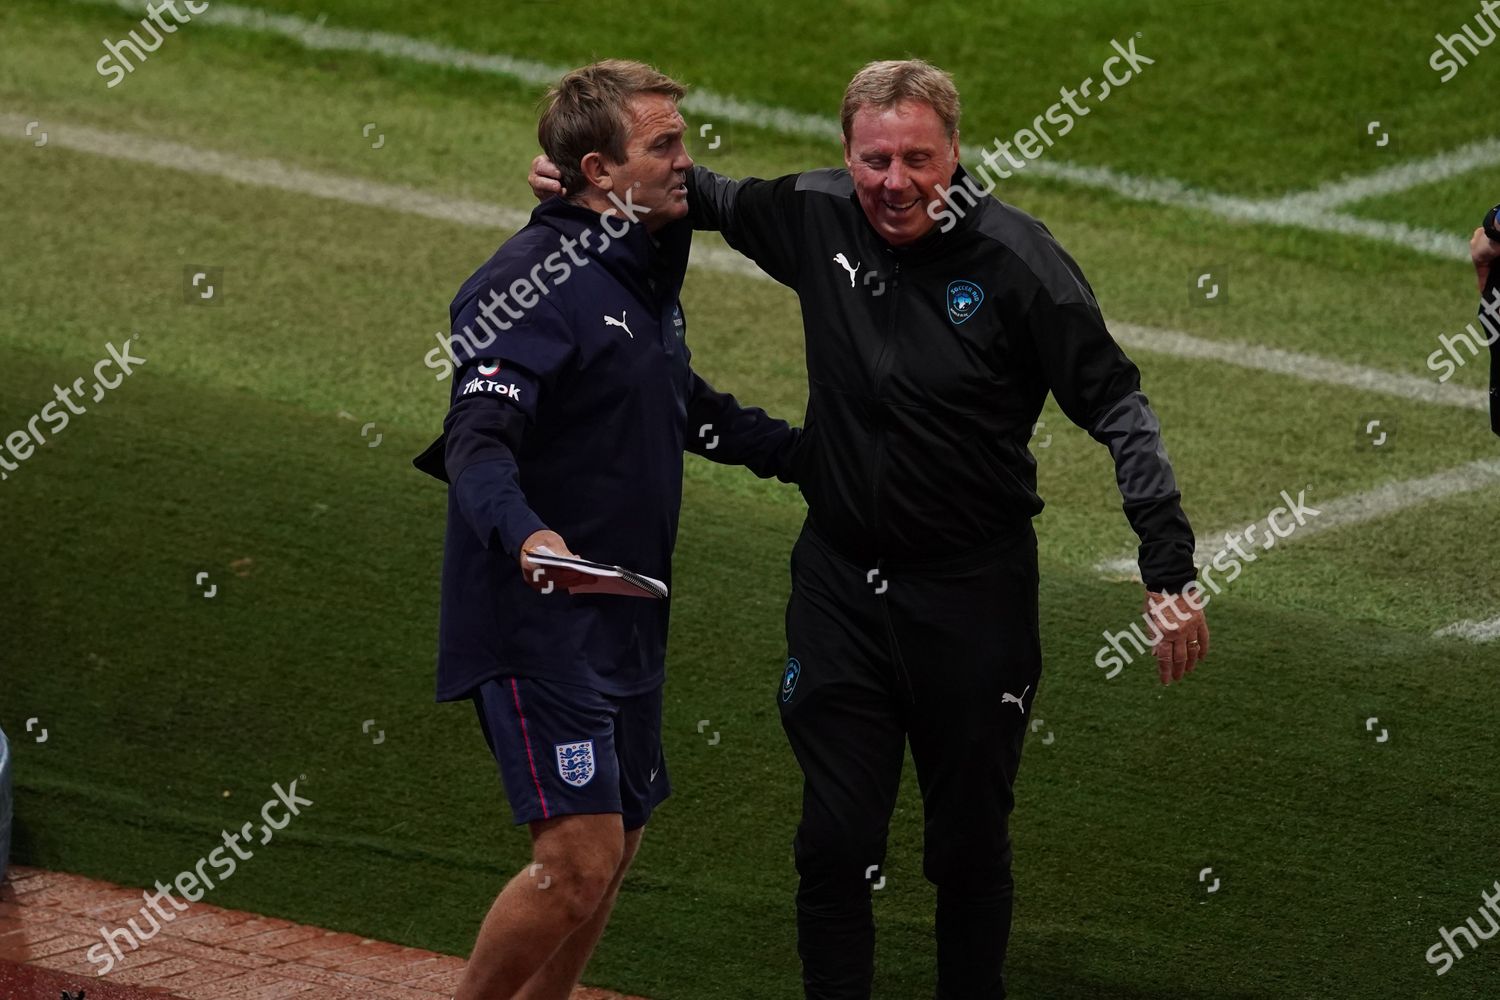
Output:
(778, 520), (1043, 1000)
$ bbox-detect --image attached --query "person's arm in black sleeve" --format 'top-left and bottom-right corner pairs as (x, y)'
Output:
(1087, 384), (1197, 594)
(1020, 238), (1197, 594)
(683, 368), (801, 483)
(1028, 284), (1210, 685)
(686, 166), (805, 288)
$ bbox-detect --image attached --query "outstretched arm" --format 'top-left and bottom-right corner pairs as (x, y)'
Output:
(685, 165), (804, 287)
(412, 296), (593, 591)
(526, 155), (806, 287)
(684, 369), (801, 483)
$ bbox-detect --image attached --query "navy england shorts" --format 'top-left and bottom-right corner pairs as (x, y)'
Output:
(471, 676), (669, 830)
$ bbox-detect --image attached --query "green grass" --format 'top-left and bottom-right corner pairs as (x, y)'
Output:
(3, 1), (1500, 997)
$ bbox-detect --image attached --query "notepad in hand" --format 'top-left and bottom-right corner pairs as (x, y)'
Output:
(528, 547), (669, 599)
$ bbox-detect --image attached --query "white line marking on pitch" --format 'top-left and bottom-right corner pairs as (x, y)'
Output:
(1269, 136), (1500, 213)
(0, 113), (529, 229)
(1003, 160), (1468, 260)
(66, 0), (1474, 261)
(0, 112), (764, 281)
(5, 112), (1478, 400)
(1094, 459), (1500, 579)
(1113, 323), (1488, 412)
(1434, 616), (1500, 642)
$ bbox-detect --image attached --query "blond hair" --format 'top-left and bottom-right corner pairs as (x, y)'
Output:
(538, 60), (687, 195)
(840, 59), (960, 141)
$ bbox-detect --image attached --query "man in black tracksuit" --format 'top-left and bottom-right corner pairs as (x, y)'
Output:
(685, 61), (1211, 999)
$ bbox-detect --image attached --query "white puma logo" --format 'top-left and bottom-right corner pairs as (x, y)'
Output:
(1001, 685), (1030, 714)
(604, 310), (633, 339)
(833, 252), (860, 287)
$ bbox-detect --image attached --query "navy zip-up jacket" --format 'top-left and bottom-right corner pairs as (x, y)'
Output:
(414, 198), (800, 701)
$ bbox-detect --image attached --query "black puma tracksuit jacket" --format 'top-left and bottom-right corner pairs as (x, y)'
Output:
(689, 164), (1197, 591)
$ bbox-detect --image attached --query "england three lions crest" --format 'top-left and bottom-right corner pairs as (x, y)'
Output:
(555, 740), (596, 787)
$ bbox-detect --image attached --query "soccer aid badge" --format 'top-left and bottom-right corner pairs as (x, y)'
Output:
(946, 280), (985, 325)
(555, 741), (596, 787)
(781, 658), (801, 703)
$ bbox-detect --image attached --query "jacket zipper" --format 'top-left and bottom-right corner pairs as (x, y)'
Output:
(867, 259), (901, 557)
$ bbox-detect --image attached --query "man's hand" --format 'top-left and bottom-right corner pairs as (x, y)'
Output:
(519, 529), (593, 592)
(1143, 590), (1209, 685)
(529, 155), (565, 201)
(1471, 226), (1500, 293)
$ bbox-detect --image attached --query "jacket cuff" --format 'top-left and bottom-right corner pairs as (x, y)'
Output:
(1139, 540), (1197, 594)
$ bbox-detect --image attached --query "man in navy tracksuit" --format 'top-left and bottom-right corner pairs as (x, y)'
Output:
(414, 61), (798, 1000)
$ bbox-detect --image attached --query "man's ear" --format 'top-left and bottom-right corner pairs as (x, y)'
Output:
(949, 129), (961, 165)
(842, 136), (853, 172)
(579, 151), (615, 193)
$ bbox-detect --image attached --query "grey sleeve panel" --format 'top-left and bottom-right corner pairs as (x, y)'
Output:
(1091, 390), (1197, 592)
(688, 164), (737, 232)
(794, 168), (854, 197)
(1090, 390), (1179, 502)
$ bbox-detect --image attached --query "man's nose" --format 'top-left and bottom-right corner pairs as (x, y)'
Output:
(884, 164), (909, 190)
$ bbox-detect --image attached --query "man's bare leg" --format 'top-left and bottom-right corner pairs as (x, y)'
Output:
(454, 813), (625, 1000)
(514, 826), (645, 1000)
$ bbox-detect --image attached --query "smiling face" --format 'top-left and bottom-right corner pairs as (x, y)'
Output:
(844, 98), (960, 246)
(600, 92), (693, 231)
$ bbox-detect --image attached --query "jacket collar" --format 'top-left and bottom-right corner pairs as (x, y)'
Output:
(531, 196), (690, 313)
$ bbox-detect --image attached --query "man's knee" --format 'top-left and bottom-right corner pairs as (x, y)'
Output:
(924, 830), (1013, 890)
(793, 820), (888, 884)
(531, 815), (626, 924)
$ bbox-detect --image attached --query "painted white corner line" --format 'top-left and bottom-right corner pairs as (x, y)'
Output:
(1434, 615), (1500, 642)
(1269, 136), (1500, 213)
(1094, 459), (1500, 579)
(1112, 323), (1489, 413)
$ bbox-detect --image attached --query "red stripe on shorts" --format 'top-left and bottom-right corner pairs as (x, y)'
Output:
(509, 678), (550, 819)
